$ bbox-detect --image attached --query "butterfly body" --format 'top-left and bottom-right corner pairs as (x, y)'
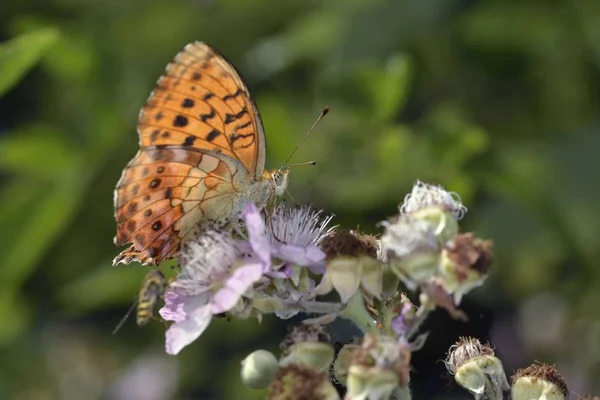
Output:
(113, 42), (290, 266)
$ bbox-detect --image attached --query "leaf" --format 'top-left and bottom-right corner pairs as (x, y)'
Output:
(0, 128), (78, 180)
(0, 28), (59, 97)
(0, 176), (87, 291)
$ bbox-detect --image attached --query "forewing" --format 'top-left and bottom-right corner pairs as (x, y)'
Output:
(138, 41), (266, 178)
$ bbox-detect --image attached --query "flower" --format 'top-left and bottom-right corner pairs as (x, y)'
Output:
(316, 230), (383, 302)
(445, 337), (509, 400)
(511, 363), (568, 400)
(160, 230), (265, 355)
(242, 203), (332, 270)
(400, 180), (467, 220)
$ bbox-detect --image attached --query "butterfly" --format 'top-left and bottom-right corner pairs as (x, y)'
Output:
(113, 42), (292, 266)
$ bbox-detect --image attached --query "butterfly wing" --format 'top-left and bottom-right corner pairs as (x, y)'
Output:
(139, 41), (266, 178)
(114, 42), (266, 265)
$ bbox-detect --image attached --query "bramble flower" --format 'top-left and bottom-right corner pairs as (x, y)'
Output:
(242, 203), (332, 271)
(511, 363), (568, 400)
(160, 230), (265, 355)
(316, 230), (382, 302)
(445, 337), (509, 400)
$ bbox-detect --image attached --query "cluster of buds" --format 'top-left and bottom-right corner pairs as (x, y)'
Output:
(241, 324), (339, 400)
(380, 181), (493, 317)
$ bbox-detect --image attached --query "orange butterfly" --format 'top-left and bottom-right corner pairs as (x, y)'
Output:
(113, 42), (291, 266)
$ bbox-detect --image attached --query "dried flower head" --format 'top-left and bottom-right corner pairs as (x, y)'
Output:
(511, 362), (568, 400)
(439, 233), (493, 304)
(268, 365), (340, 400)
(445, 337), (509, 400)
(321, 230), (379, 260)
(400, 180), (467, 220)
(380, 216), (440, 289)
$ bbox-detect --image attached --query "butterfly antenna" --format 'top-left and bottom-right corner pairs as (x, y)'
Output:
(280, 107), (329, 170)
(112, 299), (138, 336)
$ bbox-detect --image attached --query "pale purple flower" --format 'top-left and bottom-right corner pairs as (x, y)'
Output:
(242, 203), (333, 270)
(160, 230), (264, 355)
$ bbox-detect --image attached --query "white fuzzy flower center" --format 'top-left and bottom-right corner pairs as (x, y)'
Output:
(174, 231), (239, 295)
(269, 205), (335, 247)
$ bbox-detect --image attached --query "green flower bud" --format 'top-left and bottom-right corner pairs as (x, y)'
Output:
(280, 342), (335, 373)
(241, 349), (279, 389)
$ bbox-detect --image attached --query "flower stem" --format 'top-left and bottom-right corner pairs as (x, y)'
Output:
(406, 294), (435, 340)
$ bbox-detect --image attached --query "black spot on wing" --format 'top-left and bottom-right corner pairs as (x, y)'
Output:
(173, 115), (189, 127)
(183, 136), (197, 147)
(224, 108), (248, 124)
(206, 129), (220, 142)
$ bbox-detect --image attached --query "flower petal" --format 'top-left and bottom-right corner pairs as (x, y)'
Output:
(242, 203), (271, 264)
(274, 244), (326, 267)
(165, 301), (212, 355)
(159, 289), (188, 322)
(211, 263), (264, 314)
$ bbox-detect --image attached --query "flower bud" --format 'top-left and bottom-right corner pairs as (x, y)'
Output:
(241, 349), (279, 389)
(511, 363), (568, 400)
(279, 342), (335, 373)
(279, 324), (335, 372)
(445, 337), (509, 400)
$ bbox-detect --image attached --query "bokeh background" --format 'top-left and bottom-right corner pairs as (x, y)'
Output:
(1, 0), (600, 399)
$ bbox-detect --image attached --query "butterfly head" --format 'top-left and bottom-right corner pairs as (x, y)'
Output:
(270, 169), (290, 197)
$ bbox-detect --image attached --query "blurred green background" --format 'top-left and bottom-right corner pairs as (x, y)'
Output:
(1, 0), (600, 398)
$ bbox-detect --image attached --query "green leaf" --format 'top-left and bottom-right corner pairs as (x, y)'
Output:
(0, 28), (59, 97)
(0, 176), (87, 291)
(0, 128), (78, 180)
